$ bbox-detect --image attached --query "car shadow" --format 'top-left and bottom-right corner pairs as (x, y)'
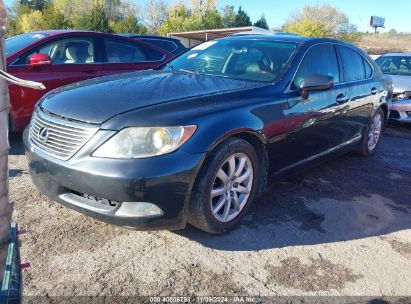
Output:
(177, 133), (411, 251)
(9, 132), (25, 156)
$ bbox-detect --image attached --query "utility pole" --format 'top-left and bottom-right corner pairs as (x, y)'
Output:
(0, 0), (11, 244)
(0, 0), (44, 243)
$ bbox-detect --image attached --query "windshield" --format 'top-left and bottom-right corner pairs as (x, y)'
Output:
(5, 33), (49, 56)
(163, 39), (297, 83)
(376, 56), (411, 76)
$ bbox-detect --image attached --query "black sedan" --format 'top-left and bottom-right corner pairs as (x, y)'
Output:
(24, 35), (392, 234)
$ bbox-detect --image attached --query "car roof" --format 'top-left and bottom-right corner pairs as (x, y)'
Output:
(28, 30), (104, 35)
(381, 52), (411, 57)
(119, 34), (180, 42)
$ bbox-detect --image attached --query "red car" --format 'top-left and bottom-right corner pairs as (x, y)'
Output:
(6, 30), (173, 131)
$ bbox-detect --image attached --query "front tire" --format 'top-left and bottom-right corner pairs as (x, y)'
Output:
(188, 138), (258, 234)
(358, 107), (385, 156)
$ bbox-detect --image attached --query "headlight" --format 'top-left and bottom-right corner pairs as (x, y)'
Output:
(93, 126), (197, 159)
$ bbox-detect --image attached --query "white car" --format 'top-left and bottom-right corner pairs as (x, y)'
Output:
(376, 53), (411, 124)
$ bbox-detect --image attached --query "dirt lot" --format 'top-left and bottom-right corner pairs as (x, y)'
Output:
(8, 124), (411, 297)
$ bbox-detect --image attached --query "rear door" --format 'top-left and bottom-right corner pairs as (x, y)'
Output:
(100, 37), (169, 76)
(9, 35), (104, 119)
(335, 45), (381, 136)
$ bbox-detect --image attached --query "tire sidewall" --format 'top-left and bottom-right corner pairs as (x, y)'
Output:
(196, 139), (259, 233)
(364, 108), (385, 155)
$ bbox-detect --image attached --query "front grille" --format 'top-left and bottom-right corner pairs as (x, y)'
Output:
(29, 110), (99, 160)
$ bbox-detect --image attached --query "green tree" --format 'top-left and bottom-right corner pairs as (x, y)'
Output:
(234, 6), (251, 27)
(19, 0), (49, 10)
(202, 9), (222, 29)
(74, 1), (112, 32)
(19, 10), (44, 32)
(283, 4), (358, 42)
(160, 2), (222, 35)
(111, 15), (146, 34)
(254, 14), (269, 30)
(221, 5), (236, 28)
(40, 3), (69, 30)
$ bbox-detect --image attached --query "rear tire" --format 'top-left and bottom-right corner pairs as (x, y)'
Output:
(358, 107), (385, 156)
(188, 138), (259, 234)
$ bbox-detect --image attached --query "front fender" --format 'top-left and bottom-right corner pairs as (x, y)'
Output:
(181, 107), (266, 154)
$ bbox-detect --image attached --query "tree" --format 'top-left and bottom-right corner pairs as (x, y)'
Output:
(143, 0), (169, 34)
(40, 3), (69, 30)
(19, 0), (49, 10)
(234, 6), (251, 27)
(202, 9), (222, 29)
(159, 0), (224, 35)
(160, 4), (199, 35)
(283, 4), (358, 42)
(111, 15), (146, 34)
(0, 0), (11, 244)
(74, 1), (112, 33)
(254, 14), (268, 30)
(221, 5), (236, 28)
(19, 10), (44, 32)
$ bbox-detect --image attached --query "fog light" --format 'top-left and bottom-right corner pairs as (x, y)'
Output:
(115, 202), (163, 218)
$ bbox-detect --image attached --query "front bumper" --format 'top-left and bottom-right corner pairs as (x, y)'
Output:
(389, 99), (411, 124)
(23, 129), (205, 231)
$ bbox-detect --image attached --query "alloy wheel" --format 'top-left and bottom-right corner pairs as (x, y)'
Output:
(210, 153), (254, 223)
(368, 112), (383, 151)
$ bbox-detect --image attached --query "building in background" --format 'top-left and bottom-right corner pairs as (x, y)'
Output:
(168, 26), (273, 48)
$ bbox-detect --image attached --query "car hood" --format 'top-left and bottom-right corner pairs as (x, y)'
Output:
(40, 70), (261, 124)
(388, 74), (411, 93)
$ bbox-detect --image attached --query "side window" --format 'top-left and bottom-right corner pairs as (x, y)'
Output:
(141, 38), (177, 53)
(363, 58), (373, 78)
(293, 44), (340, 89)
(14, 37), (95, 65)
(337, 46), (366, 81)
(104, 39), (147, 63)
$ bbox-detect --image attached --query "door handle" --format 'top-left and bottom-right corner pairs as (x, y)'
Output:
(336, 94), (349, 104)
(371, 88), (378, 95)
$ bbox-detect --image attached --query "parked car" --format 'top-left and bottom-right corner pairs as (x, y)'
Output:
(6, 30), (173, 131)
(119, 34), (187, 56)
(24, 35), (391, 234)
(376, 53), (411, 124)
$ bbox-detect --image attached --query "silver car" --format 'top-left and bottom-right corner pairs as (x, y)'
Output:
(376, 53), (411, 123)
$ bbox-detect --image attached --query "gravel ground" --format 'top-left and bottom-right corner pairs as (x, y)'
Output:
(8, 124), (411, 298)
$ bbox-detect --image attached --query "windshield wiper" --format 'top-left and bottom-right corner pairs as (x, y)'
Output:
(179, 68), (196, 75)
(166, 63), (176, 72)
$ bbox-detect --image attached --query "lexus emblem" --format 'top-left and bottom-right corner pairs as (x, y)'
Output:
(38, 127), (50, 143)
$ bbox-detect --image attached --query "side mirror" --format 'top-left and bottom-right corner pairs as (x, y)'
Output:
(29, 53), (52, 69)
(300, 75), (334, 100)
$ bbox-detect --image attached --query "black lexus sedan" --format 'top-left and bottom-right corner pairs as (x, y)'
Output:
(24, 35), (392, 234)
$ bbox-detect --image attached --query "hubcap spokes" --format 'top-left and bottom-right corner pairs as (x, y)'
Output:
(368, 113), (382, 151)
(211, 153), (253, 223)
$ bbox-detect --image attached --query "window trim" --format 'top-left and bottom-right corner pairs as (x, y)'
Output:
(286, 42), (375, 93)
(335, 45), (375, 83)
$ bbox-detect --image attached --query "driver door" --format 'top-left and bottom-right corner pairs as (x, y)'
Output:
(283, 44), (347, 166)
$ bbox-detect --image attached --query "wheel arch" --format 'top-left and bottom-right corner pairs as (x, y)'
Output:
(206, 130), (269, 194)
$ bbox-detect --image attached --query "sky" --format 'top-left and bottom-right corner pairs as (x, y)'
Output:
(216, 0), (410, 33)
(4, 0), (410, 33)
